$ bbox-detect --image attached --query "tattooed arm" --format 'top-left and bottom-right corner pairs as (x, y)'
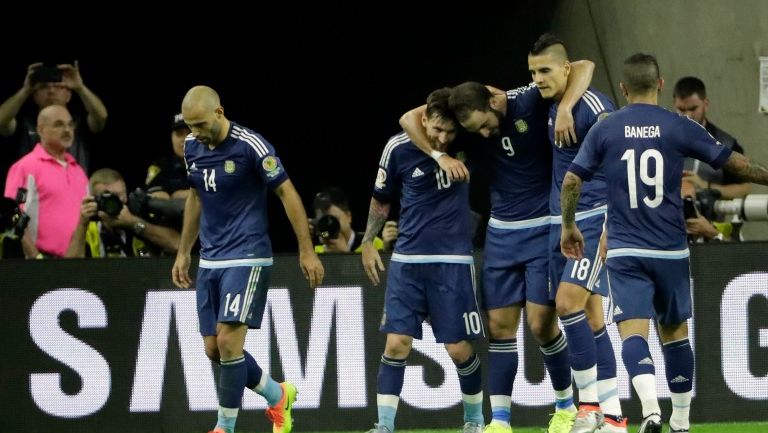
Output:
(722, 152), (768, 186)
(362, 197), (391, 285)
(560, 171), (585, 259)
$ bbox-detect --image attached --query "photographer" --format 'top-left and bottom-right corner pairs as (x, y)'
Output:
(0, 61), (108, 174)
(311, 187), (385, 253)
(144, 113), (190, 200)
(682, 179), (731, 242)
(66, 168), (180, 258)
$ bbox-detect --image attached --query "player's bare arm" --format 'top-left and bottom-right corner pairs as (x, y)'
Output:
(560, 171), (585, 259)
(399, 105), (469, 182)
(722, 152), (768, 186)
(274, 179), (325, 288)
(554, 60), (595, 146)
(172, 187), (202, 288)
(361, 197), (390, 285)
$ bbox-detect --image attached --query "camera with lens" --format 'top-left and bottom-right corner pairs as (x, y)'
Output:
(0, 188), (30, 238)
(127, 188), (185, 228)
(313, 214), (341, 241)
(713, 194), (768, 221)
(95, 192), (124, 217)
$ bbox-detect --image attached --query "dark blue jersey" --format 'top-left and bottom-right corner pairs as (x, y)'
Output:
(184, 122), (289, 265)
(570, 104), (732, 255)
(373, 132), (472, 261)
(548, 88), (615, 217)
(486, 84), (552, 222)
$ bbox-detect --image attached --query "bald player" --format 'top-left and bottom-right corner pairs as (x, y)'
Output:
(171, 85), (324, 433)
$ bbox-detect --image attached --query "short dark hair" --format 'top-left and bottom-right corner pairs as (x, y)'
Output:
(425, 87), (456, 124)
(622, 52), (661, 94)
(673, 76), (706, 99)
(448, 81), (492, 123)
(530, 33), (568, 58)
(313, 187), (350, 212)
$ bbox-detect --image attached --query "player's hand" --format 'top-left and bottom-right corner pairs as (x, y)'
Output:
(560, 225), (585, 260)
(598, 231), (608, 263)
(554, 107), (577, 147)
(172, 253), (193, 288)
(362, 242), (385, 285)
(300, 250), (324, 288)
(437, 155), (470, 182)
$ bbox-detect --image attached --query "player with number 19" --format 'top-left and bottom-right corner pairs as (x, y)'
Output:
(560, 53), (768, 433)
(361, 88), (484, 433)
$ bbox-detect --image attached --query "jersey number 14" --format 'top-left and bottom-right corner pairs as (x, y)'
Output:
(621, 149), (663, 208)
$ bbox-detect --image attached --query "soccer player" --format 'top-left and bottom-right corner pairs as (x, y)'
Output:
(399, 61), (593, 433)
(171, 85), (324, 433)
(361, 88), (484, 433)
(559, 53), (768, 433)
(527, 34), (627, 433)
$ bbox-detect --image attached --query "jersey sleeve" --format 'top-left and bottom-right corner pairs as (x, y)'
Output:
(678, 117), (732, 169)
(246, 133), (290, 189)
(372, 138), (401, 203)
(506, 82), (541, 112)
(569, 124), (604, 181)
(4, 161), (26, 200)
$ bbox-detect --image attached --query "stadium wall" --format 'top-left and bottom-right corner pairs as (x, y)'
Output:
(1, 244), (766, 432)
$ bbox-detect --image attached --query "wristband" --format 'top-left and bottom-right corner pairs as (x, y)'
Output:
(430, 150), (446, 161)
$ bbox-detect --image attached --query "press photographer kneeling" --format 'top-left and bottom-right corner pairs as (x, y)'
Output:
(311, 187), (385, 253)
(66, 168), (180, 257)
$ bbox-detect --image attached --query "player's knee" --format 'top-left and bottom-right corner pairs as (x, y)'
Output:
(487, 316), (516, 338)
(384, 335), (412, 359)
(527, 315), (557, 342)
(445, 342), (473, 364)
(216, 332), (240, 355)
(586, 312), (605, 331)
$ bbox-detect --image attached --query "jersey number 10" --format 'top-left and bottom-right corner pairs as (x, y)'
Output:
(621, 149), (663, 208)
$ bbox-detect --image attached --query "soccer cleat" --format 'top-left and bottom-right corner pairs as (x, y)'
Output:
(568, 405), (603, 433)
(637, 414), (662, 433)
(548, 409), (576, 433)
(483, 422), (513, 433)
(265, 382), (297, 433)
(463, 422), (484, 433)
(594, 415), (627, 432)
(666, 429), (688, 433)
(366, 424), (392, 433)
(207, 429), (226, 433)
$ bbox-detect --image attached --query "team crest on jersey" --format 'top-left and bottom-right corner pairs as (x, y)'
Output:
(597, 112), (611, 122)
(514, 119), (528, 133)
(224, 160), (236, 174)
(375, 168), (387, 189)
(262, 156), (282, 178)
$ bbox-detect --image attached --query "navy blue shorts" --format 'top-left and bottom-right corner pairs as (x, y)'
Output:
(549, 213), (608, 297)
(606, 255), (691, 325)
(196, 266), (271, 336)
(381, 261), (483, 343)
(482, 224), (551, 308)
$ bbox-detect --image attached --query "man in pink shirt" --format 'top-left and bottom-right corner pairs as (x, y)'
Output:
(4, 105), (88, 258)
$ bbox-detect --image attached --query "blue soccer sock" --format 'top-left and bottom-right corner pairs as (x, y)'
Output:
(561, 311), (598, 405)
(594, 326), (622, 417)
(663, 338), (694, 431)
(456, 353), (484, 425)
(488, 338), (517, 424)
(540, 332), (575, 411)
(622, 334), (661, 418)
(377, 355), (406, 432)
(217, 355), (247, 433)
(244, 351), (283, 406)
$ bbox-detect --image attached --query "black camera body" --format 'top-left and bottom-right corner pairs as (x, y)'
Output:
(315, 214), (341, 240)
(95, 192), (123, 217)
(127, 188), (185, 227)
(30, 65), (62, 84)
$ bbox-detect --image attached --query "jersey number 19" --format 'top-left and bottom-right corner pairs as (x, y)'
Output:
(621, 149), (663, 208)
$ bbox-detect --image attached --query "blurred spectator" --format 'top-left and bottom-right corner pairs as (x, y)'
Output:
(0, 61), (108, 173)
(311, 187), (384, 253)
(3, 105), (89, 258)
(674, 76), (748, 241)
(66, 168), (180, 258)
(673, 76), (751, 199)
(144, 113), (190, 200)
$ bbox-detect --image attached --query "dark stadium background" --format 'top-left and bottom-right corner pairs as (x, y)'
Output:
(0, 4), (557, 251)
